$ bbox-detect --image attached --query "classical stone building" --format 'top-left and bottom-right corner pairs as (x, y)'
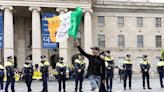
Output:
(0, 0), (92, 68)
(93, 0), (164, 73)
(0, 0), (164, 74)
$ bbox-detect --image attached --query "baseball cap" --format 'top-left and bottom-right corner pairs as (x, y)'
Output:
(91, 46), (100, 51)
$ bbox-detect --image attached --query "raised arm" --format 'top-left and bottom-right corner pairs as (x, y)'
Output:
(75, 39), (91, 58)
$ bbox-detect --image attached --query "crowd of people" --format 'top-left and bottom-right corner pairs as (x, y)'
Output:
(0, 39), (163, 92)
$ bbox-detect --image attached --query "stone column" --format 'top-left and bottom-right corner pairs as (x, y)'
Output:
(1, 6), (14, 63)
(83, 9), (93, 54)
(83, 9), (93, 69)
(17, 17), (25, 68)
(29, 7), (41, 65)
(56, 8), (69, 64)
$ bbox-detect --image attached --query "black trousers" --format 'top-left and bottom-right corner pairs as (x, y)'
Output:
(159, 73), (164, 87)
(0, 76), (3, 90)
(42, 75), (48, 92)
(142, 72), (150, 88)
(75, 73), (83, 91)
(123, 71), (132, 88)
(24, 75), (32, 92)
(58, 75), (66, 91)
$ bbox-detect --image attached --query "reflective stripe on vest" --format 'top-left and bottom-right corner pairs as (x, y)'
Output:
(0, 64), (3, 69)
(74, 59), (85, 64)
(123, 60), (133, 64)
(104, 56), (113, 61)
(140, 60), (150, 65)
(5, 61), (13, 67)
(157, 61), (164, 67)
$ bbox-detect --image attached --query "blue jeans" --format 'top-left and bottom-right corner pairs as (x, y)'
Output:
(89, 75), (101, 89)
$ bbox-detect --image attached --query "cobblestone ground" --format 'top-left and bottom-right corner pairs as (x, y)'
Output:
(1, 78), (164, 92)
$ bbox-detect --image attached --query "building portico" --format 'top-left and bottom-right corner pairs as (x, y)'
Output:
(0, 0), (92, 68)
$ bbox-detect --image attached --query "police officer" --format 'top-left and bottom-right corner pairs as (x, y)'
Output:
(56, 57), (68, 92)
(23, 57), (33, 92)
(157, 58), (164, 88)
(0, 62), (4, 90)
(140, 55), (152, 90)
(40, 55), (49, 92)
(104, 50), (114, 92)
(5, 56), (15, 92)
(123, 54), (133, 90)
(74, 54), (86, 92)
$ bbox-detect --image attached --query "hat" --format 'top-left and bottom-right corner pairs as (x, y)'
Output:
(159, 58), (163, 61)
(100, 51), (105, 56)
(143, 55), (147, 58)
(41, 55), (46, 59)
(59, 57), (64, 60)
(7, 56), (12, 59)
(91, 46), (100, 51)
(106, 50), (111, 53)
(126, 54), (131, 57)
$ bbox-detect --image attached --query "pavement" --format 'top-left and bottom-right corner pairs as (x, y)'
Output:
(1, 78), (164, 92)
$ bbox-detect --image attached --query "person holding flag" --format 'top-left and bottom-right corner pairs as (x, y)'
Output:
(74, 39), (106, 92)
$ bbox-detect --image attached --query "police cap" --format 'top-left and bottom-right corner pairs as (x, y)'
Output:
(143, 55), (147, 58)
(59, 57), (64, 60)
(41, 55), (46, 59)
(106, 50), (111, 54)
(7, 56), (12, 59)
(126, 54), (131, 57)
(100, 51), (105, 56)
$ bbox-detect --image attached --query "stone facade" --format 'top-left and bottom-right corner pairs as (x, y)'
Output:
(93, 0), (164, 74)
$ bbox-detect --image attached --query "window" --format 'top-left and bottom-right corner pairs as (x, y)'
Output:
(156, 17), (161, 27)
(98, 34), (105, 48)
(98, 16), (105, 26)
(137, 35), (143, 48)
(118, 35), (125, 48)
(156, 35), (162, 48)
(137, 17), (143, 27)
(118, 17), (124, 27)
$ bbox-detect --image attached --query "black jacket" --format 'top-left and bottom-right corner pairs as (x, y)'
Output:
(77, 46), (106, 79)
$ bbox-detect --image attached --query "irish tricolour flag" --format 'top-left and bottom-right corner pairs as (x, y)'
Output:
(45, 7), (83, 42)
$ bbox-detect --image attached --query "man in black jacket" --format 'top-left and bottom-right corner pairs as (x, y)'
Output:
(75, 40), (106, 92)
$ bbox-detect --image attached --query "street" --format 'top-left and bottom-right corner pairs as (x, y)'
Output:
(1, 78), (164, 92)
